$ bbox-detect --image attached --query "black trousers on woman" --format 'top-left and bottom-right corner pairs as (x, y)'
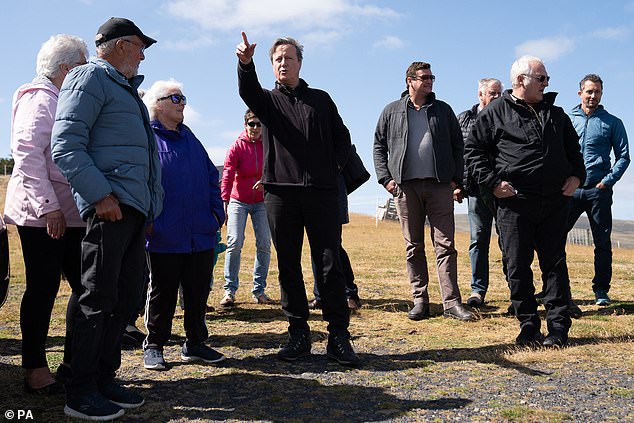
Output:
(144, 250), (213, 349)
(17, 226), (84, 369)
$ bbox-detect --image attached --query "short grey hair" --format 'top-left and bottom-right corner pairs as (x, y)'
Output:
(478, 78), (502, 94)
(36, 34), (88, 79)
(510, 55), (543, 88)
(96, 35), (136, 58)
(142, 79), (184, 119)
(269, 37), (303, 63)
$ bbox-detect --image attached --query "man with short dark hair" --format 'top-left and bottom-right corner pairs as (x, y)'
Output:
(465, 55), (585, 348)
(567, 74), (630, 306)
(52, 17), (163, 420)
(374, 61), (474, 322)
(236, 32), (358, 367)
(457, 78), (502, 307)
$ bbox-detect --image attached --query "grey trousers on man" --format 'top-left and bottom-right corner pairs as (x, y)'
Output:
(394, 179), (461, 310)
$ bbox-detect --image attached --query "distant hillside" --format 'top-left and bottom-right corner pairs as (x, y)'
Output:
(454, 213), (634, 249)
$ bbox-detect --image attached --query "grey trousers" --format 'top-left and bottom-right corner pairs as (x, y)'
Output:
(394, 179), (461, 310)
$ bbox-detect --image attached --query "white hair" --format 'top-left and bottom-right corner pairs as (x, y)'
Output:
(510, 55), (543, 88)
(36, 34), (88, 79)
(478, 78), (502, 94)
(143, 79), (184, 119)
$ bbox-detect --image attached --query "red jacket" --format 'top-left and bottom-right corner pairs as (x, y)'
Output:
(221, 130), (264, 204)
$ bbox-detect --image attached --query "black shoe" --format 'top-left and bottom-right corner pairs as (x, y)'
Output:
(407, 303), (430, 320)
(543, 331), (568, 348)
(569, 300), (582, 319)
(327, 331), (360, 367)
(515, 326), (544, 347)
(443, 304), (475, 321)
(65, 392), (124, 421)
(98, 381), (145, 409)
(54, 363), (73, 385)
(121, 325), (145, 348)
(277, 328), (311, 361)
(23, 379), (65, 396)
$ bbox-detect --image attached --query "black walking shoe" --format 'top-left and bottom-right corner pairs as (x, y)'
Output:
(277, 328), (311, 361)
(543, 330), (568, 348)
(98, 381), (144, 409)
(326, 331), (360, 367)
(515, 326), (544, 347)
(64, 392), (124, 421)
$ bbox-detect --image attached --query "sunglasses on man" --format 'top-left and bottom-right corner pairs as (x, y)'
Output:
(246, 121), (262, 128)
(158, 94), (187, 105)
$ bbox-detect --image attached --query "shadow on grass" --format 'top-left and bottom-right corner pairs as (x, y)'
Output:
(130, 374), (472, 422)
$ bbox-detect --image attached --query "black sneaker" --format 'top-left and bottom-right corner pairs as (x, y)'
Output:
(181, 343), (226, 364)
(54, 363), (73, 385)
(99, 381), (145, 409)
(327, 331), (360, 367)
(64, 392), (124, 421)
(515, 326), (544, 347)
(144, 348), (167, 370)
(121, 325), (145, 348)
(543, 330), (568, 348)
(277, 328), (311, 361)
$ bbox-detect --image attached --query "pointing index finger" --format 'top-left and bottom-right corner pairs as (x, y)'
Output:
(241, 31), (249, 46)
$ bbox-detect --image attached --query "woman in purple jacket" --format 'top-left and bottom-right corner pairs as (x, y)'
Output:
(141, 80), (225, 371)
(4, 34), (88, 394)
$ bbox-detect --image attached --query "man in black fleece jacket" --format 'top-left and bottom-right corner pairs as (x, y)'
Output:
(236, 32), (358, 366)
(465, 55), (585, 348)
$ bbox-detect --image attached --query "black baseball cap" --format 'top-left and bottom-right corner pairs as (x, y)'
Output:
(95, 17), (157, 48)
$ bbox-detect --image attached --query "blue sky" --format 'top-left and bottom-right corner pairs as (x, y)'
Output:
(2, 0), (634, 219)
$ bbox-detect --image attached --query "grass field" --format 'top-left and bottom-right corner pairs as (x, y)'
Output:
(0, 174), (633, 422)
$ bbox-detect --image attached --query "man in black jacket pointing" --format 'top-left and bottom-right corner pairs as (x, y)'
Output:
(236, 32), (358, 366)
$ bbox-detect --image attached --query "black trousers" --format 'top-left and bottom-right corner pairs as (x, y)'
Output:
(144, 250), (213, 349)
(17, 226), (84, 368)
(496, 195), (572, 335)
(264, 185), (349, 334)
(68, 205), (146, 397)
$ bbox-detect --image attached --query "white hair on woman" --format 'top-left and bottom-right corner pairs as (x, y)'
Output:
(510, 55), (543, 88)
(143, 79), (183, 119)
(36, 34), (88, 79)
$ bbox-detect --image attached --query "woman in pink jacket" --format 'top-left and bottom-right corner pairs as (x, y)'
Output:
(220, 110), (273, 306)
(3, 34), (88, 395)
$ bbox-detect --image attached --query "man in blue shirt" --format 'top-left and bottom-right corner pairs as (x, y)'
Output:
(568, 74), (630, 306)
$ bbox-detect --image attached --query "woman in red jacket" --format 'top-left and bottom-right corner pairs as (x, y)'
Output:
(220, 110), (273, 306)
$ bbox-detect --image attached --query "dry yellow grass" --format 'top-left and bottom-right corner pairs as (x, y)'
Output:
(0, 173), (633, 422)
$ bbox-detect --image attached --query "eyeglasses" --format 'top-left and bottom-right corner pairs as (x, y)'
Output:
(246, 121), (262, 128)
(522, 74), (550, 83)
(121, 39), (146, 54)
(412, 75), (436, 82)
(158, 94), (187, 105)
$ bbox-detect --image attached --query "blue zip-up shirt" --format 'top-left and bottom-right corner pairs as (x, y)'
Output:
(569, 104), (629, 188)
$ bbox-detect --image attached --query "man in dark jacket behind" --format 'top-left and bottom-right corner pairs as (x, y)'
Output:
(236, 32), (358, 367)
(373, 61), (474, 323)
(457, 77), (502, 308)
(465, 55), (585, 348)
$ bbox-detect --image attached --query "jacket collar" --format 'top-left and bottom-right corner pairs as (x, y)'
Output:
(571, 103), (605, 117)
(401, 91), (436, 108)
(503, 89), (558, 108)
(151, 119), (189, 140)
(92, 58), (145, 90)
(275, 78), (309, 96)
(237, 129), (261, 143)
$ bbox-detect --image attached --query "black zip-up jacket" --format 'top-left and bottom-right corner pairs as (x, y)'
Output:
(238, 61), (351, 189)
(373, 91), (463, 187)
(464, 90), (585, 199)
(457, 103), (479, 195)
